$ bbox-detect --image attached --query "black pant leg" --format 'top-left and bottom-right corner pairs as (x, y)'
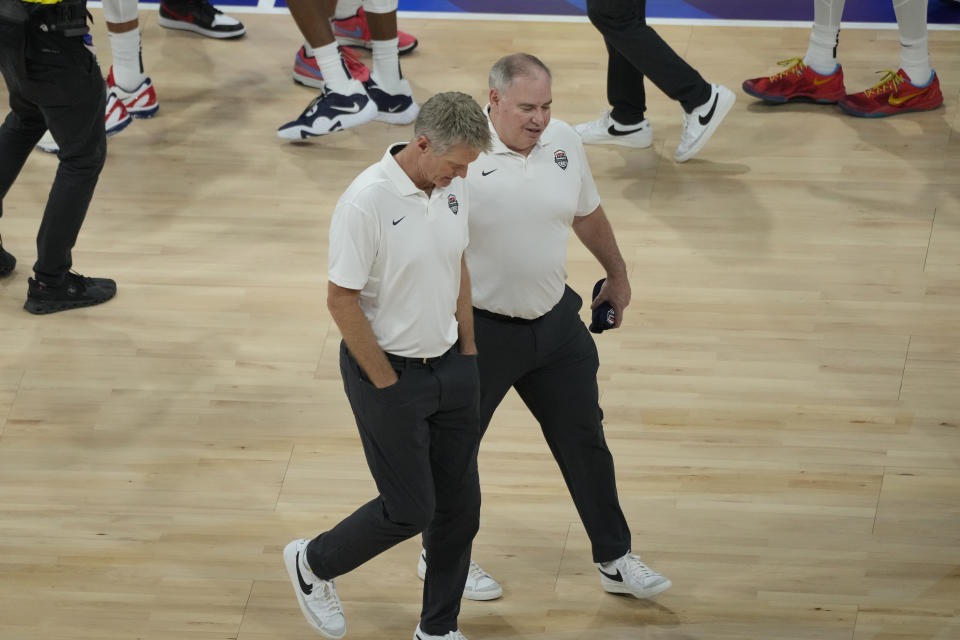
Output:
(310, 344), (480, 636)
(0, 23), (46, 220)
(420, 351), (482, 635)
(514, 289), (631, 563)
(587, 0), (712, 114)
(20, 28), (106, 281)
(604, 37), (646, 125)
(307, 344), (438, 578)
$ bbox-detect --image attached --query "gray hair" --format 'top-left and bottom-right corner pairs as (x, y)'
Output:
(414, 91), (492, 155)
(488, 53), (552, 93)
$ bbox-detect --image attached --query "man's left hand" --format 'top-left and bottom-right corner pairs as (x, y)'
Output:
(590, 273), (631, 328)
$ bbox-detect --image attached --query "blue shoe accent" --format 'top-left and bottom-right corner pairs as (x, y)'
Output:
(278, 84), (377, 140)
(363, 78), (419, 125)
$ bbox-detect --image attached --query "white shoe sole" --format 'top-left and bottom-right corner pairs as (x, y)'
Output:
(277, 99), (378, 140)
(376, 101), (420, 125)
(283, 540), (346, 639)
(157, 16), (246, 39)
(576, 122), (653, 149)
(675, 86), (735, 163)
(601, 575), (672, 599)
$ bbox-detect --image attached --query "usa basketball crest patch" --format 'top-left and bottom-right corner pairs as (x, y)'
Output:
(448, 194), (459, 214)
(554, 150), (568, 170)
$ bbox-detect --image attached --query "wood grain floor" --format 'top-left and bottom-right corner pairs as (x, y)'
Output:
(0, 13), (958, 640)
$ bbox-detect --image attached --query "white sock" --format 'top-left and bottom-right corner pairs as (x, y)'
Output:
(309, 41), (353, 93)
(108, 28), (146, 91)
(803, 0), (845, 75)
(894, 0), (932, 84)
(371, 36), (402, 91)
(334, 0), (362, 20)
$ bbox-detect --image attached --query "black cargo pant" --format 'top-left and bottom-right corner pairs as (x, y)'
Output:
(0, 14), (105, 283)
(472, 286), (632, 563)
(587, 0), (712, 123)
(306, 341), (482, 636)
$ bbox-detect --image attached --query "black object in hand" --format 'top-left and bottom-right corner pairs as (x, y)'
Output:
(589, 278), (616, 334)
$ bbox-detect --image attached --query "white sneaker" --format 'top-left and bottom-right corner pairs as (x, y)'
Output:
(674, 83), (735, 163)
(574, 112), (653, 148)
(277, 80), (377, 140)
(417, 548), (502, 601)
(414, 623), (469, 640)
(36, 88), (132, 154)
(283, 539), (347, 639)
(598, 552), (672, 599)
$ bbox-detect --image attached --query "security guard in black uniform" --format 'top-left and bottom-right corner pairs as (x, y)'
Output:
(0, 0), (116, 314)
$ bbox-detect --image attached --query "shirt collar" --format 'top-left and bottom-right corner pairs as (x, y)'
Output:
(484, 104), (551, 156)
(380, 143), (424, 197)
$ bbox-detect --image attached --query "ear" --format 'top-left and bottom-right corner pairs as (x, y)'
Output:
(415, 135), (431, 154)
(489, 88), (500, 110)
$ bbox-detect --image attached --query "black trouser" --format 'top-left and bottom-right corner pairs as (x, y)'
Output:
(473, 286), (631, 563)
(0, 17), (106, 283)
(306, 342), (482, 636)
(586, 0), (712, 121)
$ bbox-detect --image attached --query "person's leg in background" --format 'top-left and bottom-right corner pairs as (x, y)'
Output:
(360, 0), (419, 124)
(581, 0), (735, 162)
(279, 0), (377, 139)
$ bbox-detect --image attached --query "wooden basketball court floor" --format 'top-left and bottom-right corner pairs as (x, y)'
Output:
(0, 13), (958, 640)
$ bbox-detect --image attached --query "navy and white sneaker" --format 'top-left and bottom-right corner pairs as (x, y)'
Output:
(283, 539), (346, 639)
(364, 77), (420, 125)
(277, 80), (377, 140)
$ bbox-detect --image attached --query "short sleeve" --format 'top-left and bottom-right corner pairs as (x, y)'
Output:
(574, 139), (601, 216)
(328, 200), (380, 290)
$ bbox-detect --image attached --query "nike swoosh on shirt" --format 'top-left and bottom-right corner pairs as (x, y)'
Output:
(481, 169), (497, 176)
(698, 94), (719, 126)
(392, 217), (405, 226)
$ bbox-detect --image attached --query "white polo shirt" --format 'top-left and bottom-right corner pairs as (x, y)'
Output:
(328, 144), (470, 358)
(465, 113), (601, 319)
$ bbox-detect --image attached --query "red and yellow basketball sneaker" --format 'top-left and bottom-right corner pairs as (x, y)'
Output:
(332, 8), (418, 55)
(742, 57), (846, 104)
(838, 69), (943, 117)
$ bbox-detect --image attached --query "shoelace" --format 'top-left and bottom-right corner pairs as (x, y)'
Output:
(620, 554), (660, 583)
(467, 561), (493, 585)
(306, 580), (344, 616)
(863, 70), (903, 97)
(768, 57), (805, 82)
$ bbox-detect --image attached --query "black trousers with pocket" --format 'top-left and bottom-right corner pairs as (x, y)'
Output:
(0, 15), (105, 283)
(586, 0), (712, 122)
(471, 286), (632, 563)
(306, 341), (482, 636)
